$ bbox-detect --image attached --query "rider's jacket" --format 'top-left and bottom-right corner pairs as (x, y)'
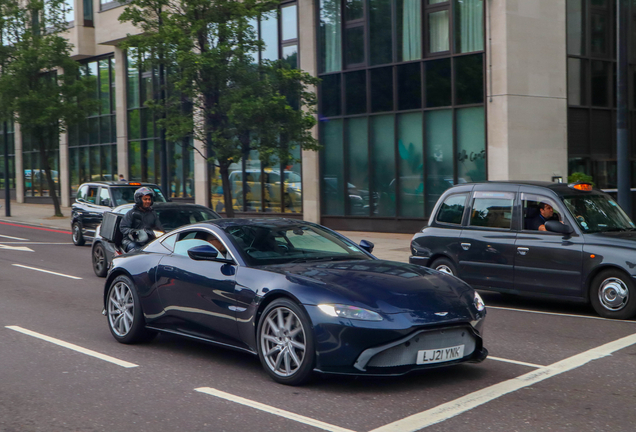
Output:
(120, 205), (163, 242)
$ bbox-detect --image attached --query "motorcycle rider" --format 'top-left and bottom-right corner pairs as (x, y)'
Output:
(120, 187), (163, 252)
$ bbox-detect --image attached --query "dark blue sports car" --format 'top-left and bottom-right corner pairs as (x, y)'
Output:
(103, 218), (487, 385)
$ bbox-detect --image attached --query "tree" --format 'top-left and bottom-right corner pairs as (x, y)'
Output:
(0, 0), (95, 216)
(120, 0), (320, 217)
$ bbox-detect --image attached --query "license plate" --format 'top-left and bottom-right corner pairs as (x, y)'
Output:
(416, 345), (465, 364)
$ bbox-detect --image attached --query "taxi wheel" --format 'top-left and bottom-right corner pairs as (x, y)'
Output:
(72, 222), (85, 246)
(590, 269), (636, 320)
(430, 258), (457, 276)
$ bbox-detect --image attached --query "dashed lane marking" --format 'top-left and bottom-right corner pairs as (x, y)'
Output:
(487, 356), (543, 368)
(487, 305), (636, 321)
(0, 234), (28, 241)
(5, 326), (138, 368)
(195, 387), (356, 432)
(369, 332), (636, 432)
(12, 264), (82, 279)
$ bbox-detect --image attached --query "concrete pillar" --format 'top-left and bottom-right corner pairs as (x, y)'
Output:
(193, 138), (209, 207)
(14, 123), (24, 203)
(299, 0), (320, 223)
(59, 131), (70, 207)
(114, 47), (129, 179)
(486, 0), (568, 181)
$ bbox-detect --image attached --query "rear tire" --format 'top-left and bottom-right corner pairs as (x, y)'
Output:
(257, 298), (315, 386)
(72, 222), (85, 246)
(430, 257), (457, 277)
(92, 243), (108, 277)
(106, 275), (156, 344)
(590, 269), (636, 320)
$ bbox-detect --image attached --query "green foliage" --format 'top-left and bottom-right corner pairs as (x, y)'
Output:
(0, 0), (97, 216)
(568, 172), (595, 186)
(119, 0), (320, 216)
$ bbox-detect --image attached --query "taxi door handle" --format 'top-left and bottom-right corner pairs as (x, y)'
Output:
(461, 243), (471, 251)
(517, 247), (529, 256)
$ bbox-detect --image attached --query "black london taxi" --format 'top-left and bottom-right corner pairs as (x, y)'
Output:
(71, 181), (167, 246)
(410, 181), (636, 320)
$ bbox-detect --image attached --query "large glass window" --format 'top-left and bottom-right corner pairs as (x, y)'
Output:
(68, 57), (117, 196)
(318, 0), (485, 224)
(0, 122), (15, 193)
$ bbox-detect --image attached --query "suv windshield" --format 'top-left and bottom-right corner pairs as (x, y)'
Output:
(562, 194), (635, 233)
(223, 223), (372, 266)
(110, 187), (167, 206)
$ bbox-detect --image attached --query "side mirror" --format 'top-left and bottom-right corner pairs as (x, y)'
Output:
(545, 220), (574, 235)
(187, 244), (219, 260)
(359, 239), (375, 253)
(101, 199), (110, 207)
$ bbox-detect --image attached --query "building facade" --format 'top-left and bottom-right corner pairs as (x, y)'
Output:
(0, 0), (635, 232)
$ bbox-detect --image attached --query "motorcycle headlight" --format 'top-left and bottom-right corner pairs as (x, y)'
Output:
(318, 304), (383, 321)
(474, 292), (486, 312)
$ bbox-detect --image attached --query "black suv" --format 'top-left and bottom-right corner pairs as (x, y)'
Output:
(410, 181), (636, 320)
(71, 182), (167, 246)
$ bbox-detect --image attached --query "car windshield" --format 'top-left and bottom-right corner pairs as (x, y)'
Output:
(222, 223), (372, 266)
(156, 208), (219, 230)
(562, 194), (636, 233)
(110, 187), (167, 206)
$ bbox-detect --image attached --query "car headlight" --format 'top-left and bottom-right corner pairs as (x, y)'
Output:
(474, 292), (486, 312)
(318, 304), (383, 321)
(153, 230), (165, 238)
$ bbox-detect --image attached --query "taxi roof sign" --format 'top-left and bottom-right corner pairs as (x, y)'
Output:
(570, 183), (593, 191)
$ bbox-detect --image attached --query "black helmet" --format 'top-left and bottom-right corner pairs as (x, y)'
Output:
(134, 187), (155, 207)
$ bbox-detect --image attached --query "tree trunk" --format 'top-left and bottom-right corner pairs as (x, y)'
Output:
(220, 162), (234, 218)
(38, 134), (62, 217)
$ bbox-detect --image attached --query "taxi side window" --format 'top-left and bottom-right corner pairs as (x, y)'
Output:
(87, 187), (99, 204)
(77, 185), (88, 201)
(521, 194), (561, 231)
(436, 194), (468, 225)
(469, 192), (515, 229)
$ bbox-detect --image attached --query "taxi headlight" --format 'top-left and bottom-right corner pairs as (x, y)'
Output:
(474, 292), (486, 312)
(318, 304), (383, 321)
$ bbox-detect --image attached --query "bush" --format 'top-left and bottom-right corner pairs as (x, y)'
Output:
(568, 172), (594, 186)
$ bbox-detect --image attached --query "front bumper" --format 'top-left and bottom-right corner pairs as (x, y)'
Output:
(409, 255), (430, 266)
(305, 305), (486, 376)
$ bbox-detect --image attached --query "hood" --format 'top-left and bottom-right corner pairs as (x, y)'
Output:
(261, 260), (477, 324)
(586, 230), (636, 248)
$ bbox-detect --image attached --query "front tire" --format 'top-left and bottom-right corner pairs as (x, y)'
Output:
(92, 243), (108, 277)
(257, 298), (315, 386)
(72, 222), (85, 246)
(590, 269), (636, 320)
(430, 257), (457, 276)
(106, 275), (156, 344)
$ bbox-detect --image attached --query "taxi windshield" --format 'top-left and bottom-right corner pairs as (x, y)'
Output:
(562, 194), (635, 233)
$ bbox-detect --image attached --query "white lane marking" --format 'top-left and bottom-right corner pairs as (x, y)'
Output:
(195, 387), (356, 432)
(488, 356), (543, 369)
(5, 326), (138, 368)
(370, 332), (636, 432)
(0, 234), (28, 240)
(0, 242), (73, 245)
(0, 244), (34, 252)
(487, 305), (636, 322)
(12, 264), (82, 279)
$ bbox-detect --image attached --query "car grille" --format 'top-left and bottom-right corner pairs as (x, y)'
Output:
(366, 327), (477, 368)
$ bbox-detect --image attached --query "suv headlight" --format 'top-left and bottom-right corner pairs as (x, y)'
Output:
(474, 292), (486, 312)
(318, 304), (383, 321)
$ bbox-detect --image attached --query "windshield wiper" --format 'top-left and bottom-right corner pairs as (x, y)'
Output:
(600, 227), (634, 232)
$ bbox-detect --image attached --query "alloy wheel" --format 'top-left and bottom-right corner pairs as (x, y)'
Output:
(108, 281), (135, 337)
(260, 307), (306, 377)
(94, 246), (105, 273)
(436, 264), (454, 275)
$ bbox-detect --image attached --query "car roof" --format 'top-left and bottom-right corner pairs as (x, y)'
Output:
(80, 181), (160, 187)
(191, 217), (310, 229)
(453, 181), (605, 197)
(112, 202), (217, 212)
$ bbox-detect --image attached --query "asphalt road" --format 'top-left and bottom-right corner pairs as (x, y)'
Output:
(1, 221), (635, 432)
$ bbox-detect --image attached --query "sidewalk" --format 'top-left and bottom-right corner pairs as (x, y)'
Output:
(0, 200), (414, 263)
